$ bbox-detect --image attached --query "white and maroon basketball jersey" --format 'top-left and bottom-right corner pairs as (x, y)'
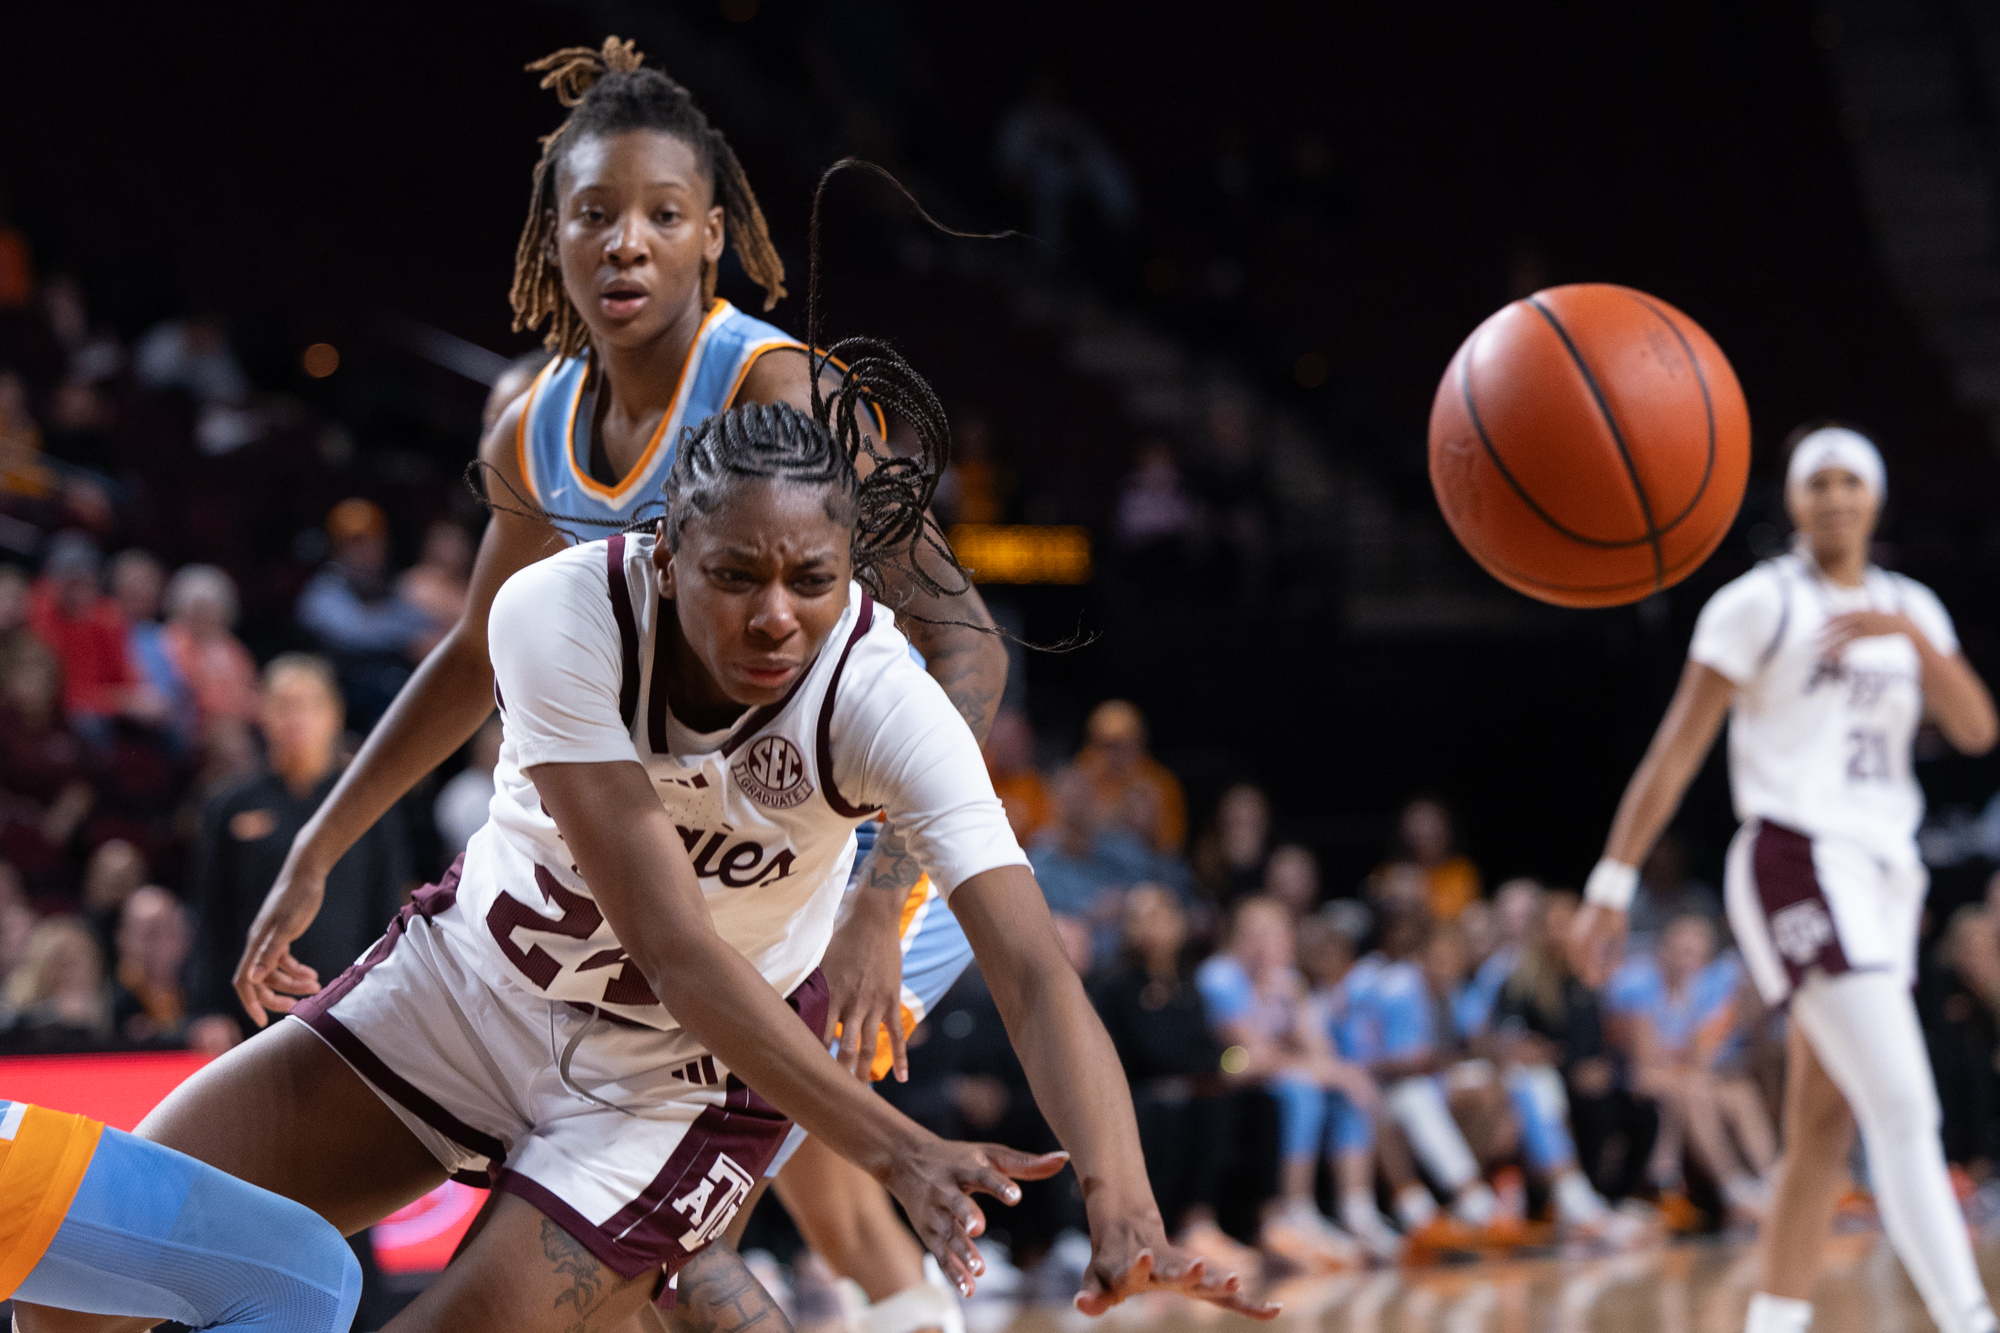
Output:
(460, 532), (1023, 1032)
(1688, 550), (1959, 863)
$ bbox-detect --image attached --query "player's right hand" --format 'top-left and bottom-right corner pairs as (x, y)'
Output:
(1568, 902), (1628, 989)
(234, 860), (329, 1026)
(882, 1138), (1069, 1297)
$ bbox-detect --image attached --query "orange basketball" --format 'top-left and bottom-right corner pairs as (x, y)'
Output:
(1427, 283), (1750, 608)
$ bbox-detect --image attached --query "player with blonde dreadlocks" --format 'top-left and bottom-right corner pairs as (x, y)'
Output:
(209, 35), (1005, 1333)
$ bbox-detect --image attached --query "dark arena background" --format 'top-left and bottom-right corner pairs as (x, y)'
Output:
(6, 1), (2000, 1330)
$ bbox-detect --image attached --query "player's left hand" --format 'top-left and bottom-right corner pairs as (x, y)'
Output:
(822, 897), (910, 1081)
(1077, 1206), (1280, 1320)
(1819, 610), (1916, 656)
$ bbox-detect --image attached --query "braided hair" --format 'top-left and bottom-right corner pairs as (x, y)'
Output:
(510, 36), (786, 358)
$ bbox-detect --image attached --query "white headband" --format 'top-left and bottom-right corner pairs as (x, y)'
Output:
(1787, 426), (1885, 500)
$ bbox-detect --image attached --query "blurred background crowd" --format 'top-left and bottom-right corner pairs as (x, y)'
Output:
(8, 0), (2000, 1299)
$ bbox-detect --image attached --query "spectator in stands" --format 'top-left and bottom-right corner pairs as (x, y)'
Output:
(0, 368), (52, 500)
(0, 564), (37, 667)
(1486, 890), (1644, 1239)
(1195, 895), (1362, 1269)
(984, 708), (1051, 844)
(993, 75), (1137, 259)
(434, 716), (501, 862)
(110, 549), (193, 747)
(1114, 440), (1202, 556)
(80, 837), (146, 954)
(28, 531), (161, 738)
(1194, 782), (1272, 907)
(1188, 399), (1270, 592)
(0, 917), (110, 1051)
(1621, 915), (1775, 1225)
(0, 196), (31, 309)
(1356, 907), (1505, 1235)
(1456, 878), (1540, 1039)
(162, 563), (260, 734)
(1295, 914), (1401, 1259)
(42, 275), (125, 387)
(1395, 796), (1480, 921)
(397, 518), (474, 658)
(0, 640), (93, 904)
(1921, 904), (2000, 1172)
(296, 498), (436, 729)
(189, 654), (409, 1047)
(110, 884), (190, 1046)
(1074, 699), (1187, 853)
(1627, 831), (1722, 947)
(134, 313), (248, 405)
(1090, 885), (1260, 1274)
(1029, 767), (1151, 963)
(1263, 843), (1321, 918)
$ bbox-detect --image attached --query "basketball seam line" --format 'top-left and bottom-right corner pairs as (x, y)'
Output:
(1456, 334), (1650, 551)
(1624, 291), (1718, 536)
(1525, 296), (1666, 589)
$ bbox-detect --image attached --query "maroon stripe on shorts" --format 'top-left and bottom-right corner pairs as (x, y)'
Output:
(817, 596), (881, 818)
(501, 969), (830, 1280)
(606, 534), (641, 730)
(1750, 821), (1853, 993)
(292, 857), (508, 1164)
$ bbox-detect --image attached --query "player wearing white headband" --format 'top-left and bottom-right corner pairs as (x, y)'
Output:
(1570, 423), (1998, 1333)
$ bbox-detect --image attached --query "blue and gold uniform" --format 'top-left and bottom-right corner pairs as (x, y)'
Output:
(513, 299), (803, 532)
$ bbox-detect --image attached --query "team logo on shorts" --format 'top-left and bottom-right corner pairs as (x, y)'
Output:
(733, 735), (814, 809)
(673, 1153), (755, 1250)
(1770, 899), (1835, 965)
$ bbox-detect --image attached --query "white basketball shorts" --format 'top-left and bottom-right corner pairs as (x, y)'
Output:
(1724, 818), (1926, 1007)
(291, 864), (827, 1283)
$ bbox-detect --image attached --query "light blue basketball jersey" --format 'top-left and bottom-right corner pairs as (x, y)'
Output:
(515, 300), (802, 540)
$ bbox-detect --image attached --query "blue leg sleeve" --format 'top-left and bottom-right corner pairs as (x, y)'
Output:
(1503, 1064), (1578, 1175)
(1272, 1076), (1331, 1164)
(13, 1124), (362, 1332)
(1326, 1090), (1376, 1157)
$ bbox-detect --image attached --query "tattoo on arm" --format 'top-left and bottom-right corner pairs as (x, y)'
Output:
(930, 644), (1003, 741)
(542, 1218), (610, 1333)
(863, 822), (924, 897)
(665, 1242), (793, 1333)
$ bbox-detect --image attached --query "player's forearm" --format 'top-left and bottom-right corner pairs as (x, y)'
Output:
(287, 626), (495, 875)
(981, 938), (1156, 1215)
(643, 930), (926, 1176)
(1919, 646), (1998, 755)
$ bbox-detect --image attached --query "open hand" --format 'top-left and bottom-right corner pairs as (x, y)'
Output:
(234, 860), (329, 1025)
(882, 1138), (1069, 1297)
(822, 895), (909, 1081)
(1819, 610), (1916, 658)
(1077, 1208), (1280, 1320)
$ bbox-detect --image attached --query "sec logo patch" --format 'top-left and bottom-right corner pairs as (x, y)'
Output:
(733, 735), (814, 809)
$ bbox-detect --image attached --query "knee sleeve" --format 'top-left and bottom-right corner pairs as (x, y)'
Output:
(15, 1125), (362, 1333)
(1386, 1077), (1479, 1192)
(1272, 1076), (1330, 1163)
(1504, 1065), (1578, 1175)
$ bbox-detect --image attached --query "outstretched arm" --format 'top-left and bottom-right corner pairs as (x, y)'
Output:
(950, 866), (1278, 1319)
(536, 759), (1063, 1297)
(235, 402), (564, 1023)
(1570, 659), (1734, 985)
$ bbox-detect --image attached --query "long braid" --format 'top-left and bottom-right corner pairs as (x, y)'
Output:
(510, 36), (787, 358)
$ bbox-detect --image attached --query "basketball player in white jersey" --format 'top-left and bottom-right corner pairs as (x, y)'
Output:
(221, 40), (995, 1333)
(1570, 426), (1998, 1333)
(17, 377), (1277, 1333)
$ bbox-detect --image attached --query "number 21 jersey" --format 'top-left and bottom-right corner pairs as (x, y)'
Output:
(1689, 551), (1959, 864)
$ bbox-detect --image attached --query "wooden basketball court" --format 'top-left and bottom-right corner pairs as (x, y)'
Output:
(964, 1233), (1976, 1333)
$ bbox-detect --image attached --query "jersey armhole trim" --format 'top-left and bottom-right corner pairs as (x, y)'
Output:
(515, 357), (561, 507)
(607, 535), (640, 730)
(818, 594), (882, 819)
(1754, 563), (1791, 672)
